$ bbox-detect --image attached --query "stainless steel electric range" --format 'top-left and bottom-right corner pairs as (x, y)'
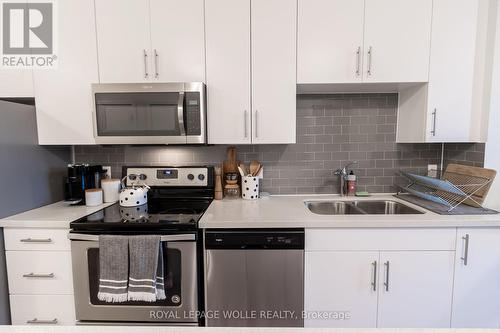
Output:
(69, 166), (214, 325)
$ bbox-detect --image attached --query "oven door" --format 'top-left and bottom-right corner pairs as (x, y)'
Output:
(92, 83), (206, 145)
(69, 233), (198, 324)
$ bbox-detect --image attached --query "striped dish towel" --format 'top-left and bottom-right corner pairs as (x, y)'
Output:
(97, 235), (129, 303)
(156, 243), (166, 300)
(128, 235), (162, 302)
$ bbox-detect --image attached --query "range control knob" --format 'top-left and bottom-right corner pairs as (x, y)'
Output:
(187, 174), (195, 180)
(198, 174), (205, 181)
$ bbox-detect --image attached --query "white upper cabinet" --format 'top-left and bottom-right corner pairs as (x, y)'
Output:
(363, 0), (432, 83)
(149, 0), (205, 82)
(34, 0), (98, 144)
(95, 0), (205, 83)
(251, 0), (296, 144)
(206, 0), (296, 144)
(206, 0), (252, 144)
(297, 0), (432, 84)
(425, 0), (479, 142)
(95, 0), (150, 83)
(452, 228), (500, 328)
(297, 0), (365, 84)
(397, 0), (492, 143)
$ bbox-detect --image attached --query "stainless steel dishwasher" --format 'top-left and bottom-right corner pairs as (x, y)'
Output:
(204, 229), (304, 327)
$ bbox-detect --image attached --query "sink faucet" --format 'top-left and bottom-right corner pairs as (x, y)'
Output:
(334, 161), (358, 196)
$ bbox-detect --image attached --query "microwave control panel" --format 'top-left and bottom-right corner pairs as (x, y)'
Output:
(185, 92), (201, 136)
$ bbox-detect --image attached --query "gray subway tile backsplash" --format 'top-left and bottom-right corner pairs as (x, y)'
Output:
(75, 94), (485, 195)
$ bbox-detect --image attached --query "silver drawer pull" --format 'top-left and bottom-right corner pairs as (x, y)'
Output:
(27, 318), (58, 325)
(22, 273), (55, 278)
(20, 238), (52, 243)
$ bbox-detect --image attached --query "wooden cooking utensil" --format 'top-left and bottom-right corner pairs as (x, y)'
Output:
(249, 160), (261, 177)
(239, 163), (248, 176)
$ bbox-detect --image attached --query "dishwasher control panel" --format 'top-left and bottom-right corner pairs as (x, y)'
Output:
(205, 229), (304, 249)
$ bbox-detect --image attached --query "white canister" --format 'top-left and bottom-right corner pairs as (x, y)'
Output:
(241, 176), (259, 200)
(85, 189), (103, 207)
(101, 179), (121, 203)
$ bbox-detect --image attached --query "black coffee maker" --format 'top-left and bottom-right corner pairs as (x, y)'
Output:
(64, 164), (107, 205)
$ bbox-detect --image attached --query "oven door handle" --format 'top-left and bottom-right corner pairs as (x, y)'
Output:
(68, 233), (196, 242)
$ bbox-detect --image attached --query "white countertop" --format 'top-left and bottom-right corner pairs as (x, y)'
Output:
(0, 327), (494, 333)
(0, 201), (115, 229)
(199, 194), (500, 229)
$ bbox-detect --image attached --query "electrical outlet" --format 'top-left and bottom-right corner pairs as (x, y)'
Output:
(427, 164), (438, 178)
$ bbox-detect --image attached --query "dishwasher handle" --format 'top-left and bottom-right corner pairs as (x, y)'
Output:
(205, 229), (304, 250)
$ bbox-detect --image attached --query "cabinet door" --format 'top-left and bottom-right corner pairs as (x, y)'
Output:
(425, 0), (478, 142)
(305, 251), (379, 327)
(95, 0), (150, 83)
(251, 0), (296, 144)
(452, 228), (500, 328)
(363, 0), (432, 83)
(297, 0), (364, 84)
(205, 0), (251, 144)
(377, 251), (454, 328)
(33, 0), (98, 144)
(150, 0), (205, 82)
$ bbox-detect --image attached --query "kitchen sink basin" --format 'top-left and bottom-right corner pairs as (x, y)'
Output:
(306, 201), (365, 215)
(305, 200), (424, 215)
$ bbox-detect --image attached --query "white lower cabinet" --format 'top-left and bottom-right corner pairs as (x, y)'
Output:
(377, 251), (454, 328)
(305, 228), (455, 328)
(451, 228), (500, 328)
(10, 295), (76, 325)
(3, 228), (75, 326)
(305, 251), (379, 327)
(6, 251), (73, 295)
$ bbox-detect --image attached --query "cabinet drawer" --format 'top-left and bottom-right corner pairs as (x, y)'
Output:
(306, 228), (456, 251)
(4, 228), (70, 251)
(6, 251), (73, 294)
(10, 295), (75, 325)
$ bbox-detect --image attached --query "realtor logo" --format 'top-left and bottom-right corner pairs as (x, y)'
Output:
(1, 1), (56, 68)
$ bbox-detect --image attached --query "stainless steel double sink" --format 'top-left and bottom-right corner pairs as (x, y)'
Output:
(305, 200), (424, 215)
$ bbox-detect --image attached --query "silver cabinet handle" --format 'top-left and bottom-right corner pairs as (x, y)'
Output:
(244, 110), (248, 138)
(461, 234), (470, 266)
(383, 261), (390, 292)
(431, 108), (437, 136)
(27, 318), (58, 325)
(371, 261), (377, 291)
(356, 46), (361, 76)
(367, 46), (373, 76)
(22, 273), (55, 278)
(143, 49), (149, 79)
(255, 110), (259, 138)
(20, 238), (52, 243)
(154, 49), (159, 78)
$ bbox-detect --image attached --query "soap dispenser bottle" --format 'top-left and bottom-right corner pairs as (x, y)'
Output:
(346, 170), (357, 196)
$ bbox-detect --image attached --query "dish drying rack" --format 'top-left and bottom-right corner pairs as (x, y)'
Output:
(398, 171), (494, 212)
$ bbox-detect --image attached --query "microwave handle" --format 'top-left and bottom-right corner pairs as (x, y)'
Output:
(178, 92), (186, 136)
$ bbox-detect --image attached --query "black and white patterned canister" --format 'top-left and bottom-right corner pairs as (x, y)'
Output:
(241, 176), (259, 200)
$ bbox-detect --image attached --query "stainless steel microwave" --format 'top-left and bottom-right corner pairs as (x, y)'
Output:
(92, 82), (206, 144)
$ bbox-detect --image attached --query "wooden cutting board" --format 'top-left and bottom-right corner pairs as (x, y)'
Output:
(440, 164), (497, 207)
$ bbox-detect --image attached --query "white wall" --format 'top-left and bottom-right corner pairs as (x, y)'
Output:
(485, 0), (500, 209)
